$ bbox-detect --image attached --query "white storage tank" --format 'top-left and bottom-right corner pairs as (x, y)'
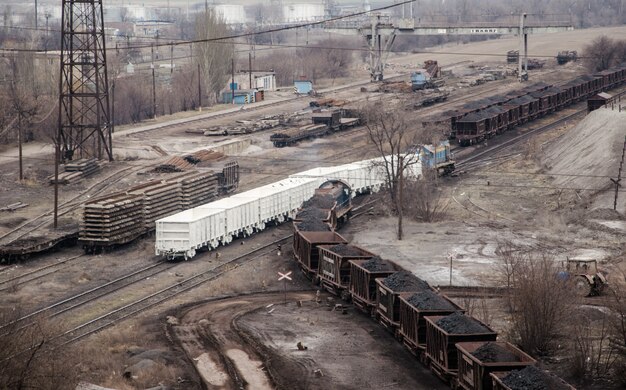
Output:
(283, 3), (325, 22)
(214, 4), (246, 24)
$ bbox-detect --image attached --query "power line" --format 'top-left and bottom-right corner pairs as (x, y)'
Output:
(0, 0), (418, 53)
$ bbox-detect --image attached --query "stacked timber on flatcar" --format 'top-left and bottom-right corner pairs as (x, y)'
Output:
(376, 271), (433, 330)
(80, 193), (146, 251)
(167, 171), (220, 209)
(129, 180), (182, 230)
(349, 256), (400, 314)
(425, 312), (497, 381)
(398, 290), (464, 355)
(456, 341), (535, 390)
(490, 365), (576, 390)
(317, 244), (375, 297)
(81, 163), (238, 252)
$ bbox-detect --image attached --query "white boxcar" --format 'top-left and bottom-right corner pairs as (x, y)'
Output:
(155, 207), (226, 259)
(198, 197), (260, 243)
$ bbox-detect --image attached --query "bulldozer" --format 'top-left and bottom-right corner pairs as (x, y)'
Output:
(560, 259), (608, 297)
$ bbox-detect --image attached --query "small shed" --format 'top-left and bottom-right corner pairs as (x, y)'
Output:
(294, 80), (313, 94)
(587, 92), (613, 112)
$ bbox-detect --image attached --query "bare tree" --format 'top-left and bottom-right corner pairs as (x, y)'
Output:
(404, 169), (449, 222)
(583, 35), (616, 72)
(363, 101), (422, 240)
(193, 9), (234, 105)
(504, 251), (574, 355)
(0, 309), (79, 389)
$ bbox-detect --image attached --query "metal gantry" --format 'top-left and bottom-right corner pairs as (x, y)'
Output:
(57, 0), (112, 162)
(325, 14), (574, 82)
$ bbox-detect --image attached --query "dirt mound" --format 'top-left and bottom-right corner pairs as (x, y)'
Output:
(327, 244), (364, 257)
(381, 270), (431, 292)
(435, 312), (490, 334)
(500, 365), (571, 390)
(296, 207), (330, 221)
(543, 108), (626, 191)
(360, 256), (394, 272)
(406, 290), (457, 311)
(471, 342), (519, 363)
(295, 220), (331, 232)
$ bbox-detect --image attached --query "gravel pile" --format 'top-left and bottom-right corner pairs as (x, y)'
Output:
(295, 220), (331, 232)
(327, 244), (364, 257)
(360, 256), (394, 272)
(302, 194), (336, 209)
(435, 312), (490, 334)
(296, 207), (329, 221)
(471, 342), (520, 363)
(501, 366), (571, 390)
(406, 290), (457, 311)
(381, 271), (430, 292)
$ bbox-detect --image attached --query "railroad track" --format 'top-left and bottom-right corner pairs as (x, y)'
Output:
(437, 284), (613, 308)
(0, 260), (178, 335)
(0, 165), (142, 246)
(0, 253), (86, 292)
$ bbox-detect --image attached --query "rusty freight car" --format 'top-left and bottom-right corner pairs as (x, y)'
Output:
(398, 290), (464, 357)
(349, 257), (401, 315)
(292, 224), (347, 278)
(376, 271), (434, 331)
(425, 313), (497, 383)
(456, 341), (536, 390)
(317, 244), (375, 298)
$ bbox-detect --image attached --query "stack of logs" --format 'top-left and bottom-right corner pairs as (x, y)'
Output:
(79, 170), (221, 247)
(49, 158), (100, 185)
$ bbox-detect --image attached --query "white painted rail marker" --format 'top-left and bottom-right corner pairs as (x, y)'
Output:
(278, 271), (292, 281)
(278, 271), (292, 303)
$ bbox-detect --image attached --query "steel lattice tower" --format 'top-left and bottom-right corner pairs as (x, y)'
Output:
(57, 0), (112, 162)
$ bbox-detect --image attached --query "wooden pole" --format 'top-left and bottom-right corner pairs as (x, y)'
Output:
(18, 114), (22, 181)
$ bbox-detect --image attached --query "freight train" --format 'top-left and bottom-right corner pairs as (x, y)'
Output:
(155, 157), (417, 259)
(427, 65), (626, 146)
(291, 190), (576, 390)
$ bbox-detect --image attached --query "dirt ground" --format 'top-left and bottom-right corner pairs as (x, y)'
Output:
(1, 26), (626, 390)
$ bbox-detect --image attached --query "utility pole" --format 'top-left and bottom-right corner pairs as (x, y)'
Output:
(197, 63), (202, 111)
(151, 43), (157, 118)
(170, 42), (174, 74)
(612, 136), (626, 210)
(34, 0), (38, 29)
(17, 114), (22, 181)
(231, 57), (235, 104)
(249, 51), (252, 89)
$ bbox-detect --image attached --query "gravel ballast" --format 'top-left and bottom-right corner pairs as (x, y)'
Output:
(302, 194), (336, 209)
(360, 256), (395, 272)
(381, 270), (431, 292)
(296, 207), (330, 221)
(295, 220), (331, 232)
(470, 342), (519, 363)
(327, 244), (365, 257)
(406, 290), (457, 311)
(500, 365), (571, 390)
(435, 312), (490, 334)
